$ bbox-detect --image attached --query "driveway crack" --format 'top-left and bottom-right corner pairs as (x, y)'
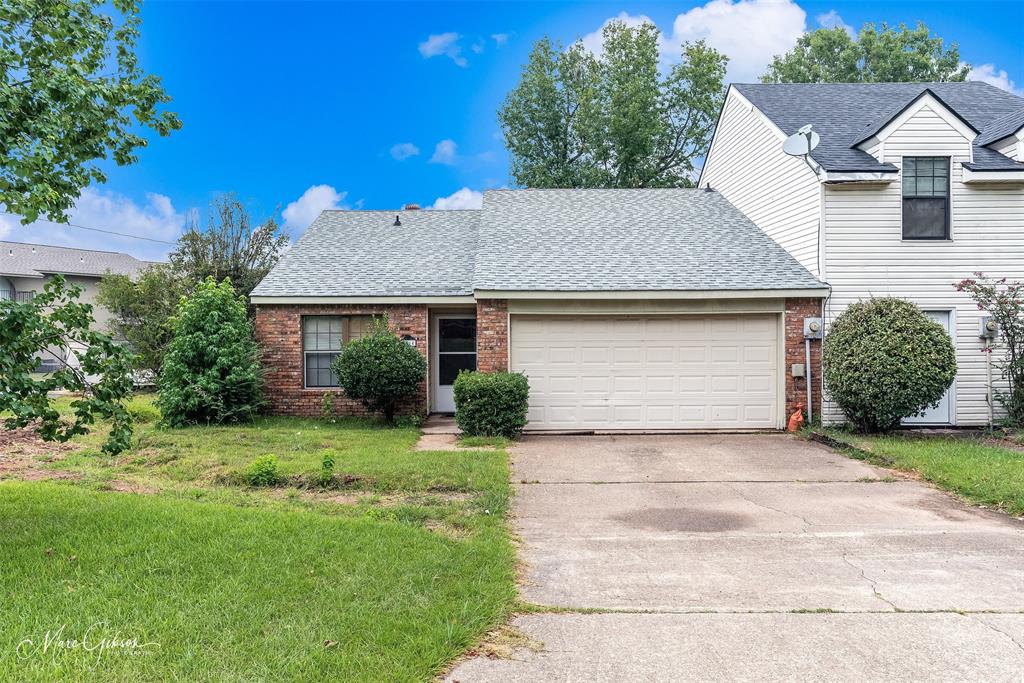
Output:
(726, 483), (814, 533)
(837, 550), (899, 612)
(972, 616), (1024, 654)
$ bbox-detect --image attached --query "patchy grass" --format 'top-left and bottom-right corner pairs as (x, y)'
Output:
(457, 435), (512, 449)
(816, 428), (1024, 516)
(0, 395), (517, 681)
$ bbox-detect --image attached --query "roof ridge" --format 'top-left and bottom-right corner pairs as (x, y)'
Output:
(0, 240), (144, 259)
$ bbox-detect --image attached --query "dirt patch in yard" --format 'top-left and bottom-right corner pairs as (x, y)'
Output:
(104, 480), (159, 495)
(0, 425), (80, 482)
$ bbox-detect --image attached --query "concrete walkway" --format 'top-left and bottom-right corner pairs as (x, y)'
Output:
(447, 434), (1024, 682)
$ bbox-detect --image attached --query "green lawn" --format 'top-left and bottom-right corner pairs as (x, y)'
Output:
(0, 396), (516, 681)
(818, 429), (1024, 516)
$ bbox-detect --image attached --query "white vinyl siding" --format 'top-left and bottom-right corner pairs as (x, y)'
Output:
(821, 102), (1024, 426)
(992, 136), (1020, 162)
(510, 314), (781, 430)
(701, 91), (821, 275)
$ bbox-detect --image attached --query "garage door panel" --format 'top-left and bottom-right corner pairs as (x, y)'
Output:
(511, 315), (780, 430)
(679, 376), (708, 393)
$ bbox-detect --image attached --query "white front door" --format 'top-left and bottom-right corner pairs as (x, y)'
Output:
(432, 315), (477, 413)
(903, 310), (953, 425)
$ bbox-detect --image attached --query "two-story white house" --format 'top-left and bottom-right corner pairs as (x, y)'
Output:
(701, 82), (1024, 426)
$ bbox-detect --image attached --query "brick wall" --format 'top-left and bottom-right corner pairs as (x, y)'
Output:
(784, 298), (823, 424)
(254, 304), (428, 417)
(476, 299), (508, 372)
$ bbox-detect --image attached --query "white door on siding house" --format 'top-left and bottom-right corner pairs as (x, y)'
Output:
(903, 310), (953, 426)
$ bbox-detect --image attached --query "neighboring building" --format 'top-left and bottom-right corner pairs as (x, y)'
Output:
(700, 81), (1024, 426)
(0, 241), (154, 371)
(251, 189), (829, 430)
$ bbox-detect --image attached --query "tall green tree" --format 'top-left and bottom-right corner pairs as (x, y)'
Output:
(499, 21), (728, 188)
(97, 263), (187, 376)
(169, 194), (289, 303)
(762, 22), (969, 84)
(0, 0), (181, 223)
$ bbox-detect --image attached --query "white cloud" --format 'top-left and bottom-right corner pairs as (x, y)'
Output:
(429, 187), (483, 210)
(418, 32), (467, 67)
(471, 40), (485, 54)
(968, 63), (1024, 97)
(0, 188), (189, 261)
(816, 10), (854, 37)
(666, 0), (806, 83)
(580, 1), (806, 84)
(390, 142), (420, 161)
(282, 184), (348, 233)
(430, 139), (458, 165)
(491, 33), (509, 47)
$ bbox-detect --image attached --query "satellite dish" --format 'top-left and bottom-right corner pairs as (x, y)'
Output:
(782, 124), (820, 157)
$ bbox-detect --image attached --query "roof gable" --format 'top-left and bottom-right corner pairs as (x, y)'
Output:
(733, 82), (1024, 173)
(852, 89), (978, 147)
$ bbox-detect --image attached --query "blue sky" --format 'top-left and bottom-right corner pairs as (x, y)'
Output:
(4, 0), (1022, 260)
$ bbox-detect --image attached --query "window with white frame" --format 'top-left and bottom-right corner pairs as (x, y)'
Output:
(902, 157), (950, 240)
(303, 315), (373, 387)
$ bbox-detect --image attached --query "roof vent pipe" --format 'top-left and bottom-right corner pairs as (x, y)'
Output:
(393, 215), (401, 227)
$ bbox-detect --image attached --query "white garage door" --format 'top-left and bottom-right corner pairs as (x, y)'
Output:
(510, 314), (781, 430)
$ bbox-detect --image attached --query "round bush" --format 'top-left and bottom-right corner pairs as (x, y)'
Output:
(823, 298), (957, 432)
(331, 317), (426, 423)
(453, 371), (530, 438)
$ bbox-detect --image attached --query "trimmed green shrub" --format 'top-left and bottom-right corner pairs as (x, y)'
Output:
(246, 455), (281, 487)
(823, 298), (957, 433)
(331, 316), (426, 424)
(453, 371), (530, 438)
(157, 278), (264, 426)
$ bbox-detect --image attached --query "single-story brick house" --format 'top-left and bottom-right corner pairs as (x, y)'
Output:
(250, 188), (829, 430)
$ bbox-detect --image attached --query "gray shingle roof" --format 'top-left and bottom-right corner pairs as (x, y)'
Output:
(473, 189), (824, 292)
(734, 82), (1024, 172)
(0, 241), (153, 279)
(249, 210), (479, 297)
(974, 106), (1024, 146)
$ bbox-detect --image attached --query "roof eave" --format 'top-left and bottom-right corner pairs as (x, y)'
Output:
(249, 295), (476, 305)
(473, 288), (831, 300)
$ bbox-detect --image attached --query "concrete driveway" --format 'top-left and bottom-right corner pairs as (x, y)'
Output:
(447, 434), (1024, 682)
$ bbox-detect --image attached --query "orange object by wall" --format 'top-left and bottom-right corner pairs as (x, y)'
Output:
(787, 403), (805, 432)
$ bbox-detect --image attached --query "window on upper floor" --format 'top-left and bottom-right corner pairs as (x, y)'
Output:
(902, 157), (950, 240)
(302, 315), (373, 388)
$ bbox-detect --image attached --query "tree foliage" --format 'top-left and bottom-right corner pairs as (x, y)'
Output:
(0, 0), (181, 223)
(169, 194), (289, 303)
(823, 298), (957, 433)
(331, 317), (426, 424)
(157, 278), (264, 427)
(498, 21), (727, 188)
(955, 274), (1024, 426)
(0, 275), (135, 454)
(96, 263), (187, 376)
(762, 22), (969, 84)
